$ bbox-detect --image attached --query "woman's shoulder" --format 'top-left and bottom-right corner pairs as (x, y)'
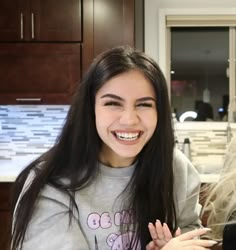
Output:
(173, 148), (200, 185)
(17, 161), (70, 207)
(173, 148), (189, 164)
(173, 148), (196, 172)
(40, 183), (71, 206)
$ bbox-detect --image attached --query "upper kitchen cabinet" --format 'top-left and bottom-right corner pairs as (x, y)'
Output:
(0, 0), (143, 104)
(0, 0), (81, 42)
(93, 0), (135, 55)
(0, 43), (81, 104)
(0, 0), (23, 41)
(82, 0), (144, 73)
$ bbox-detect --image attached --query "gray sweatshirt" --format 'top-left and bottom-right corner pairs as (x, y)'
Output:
(17, 149), (202, 250)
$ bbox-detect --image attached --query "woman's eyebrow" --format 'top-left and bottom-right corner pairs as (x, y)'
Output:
(137, 97), (156, 102)
(100, 94), (156, 102)
(100, 94), (123, 101)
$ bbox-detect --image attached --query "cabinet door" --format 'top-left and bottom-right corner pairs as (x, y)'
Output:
(0, 211), (11, 250)
(93, 0), (135, 56)
(0, 183), (12, 250)
(0, 43), (81, 104)
(0, 0), (27, 41)
(82, 0), (140, 73)
(30, 0), (81, 41)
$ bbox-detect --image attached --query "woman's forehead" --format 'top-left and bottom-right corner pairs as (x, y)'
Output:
(96, 70), (156, 99)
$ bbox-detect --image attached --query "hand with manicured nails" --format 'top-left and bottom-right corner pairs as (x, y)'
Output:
(146, 221), (217, 250)
(146, 220), (181, 249)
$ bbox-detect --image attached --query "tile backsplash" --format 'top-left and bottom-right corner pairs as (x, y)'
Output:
(0, 105), (69, 161)
(1, 105), (235, 175)
(175, 121), (236, 173)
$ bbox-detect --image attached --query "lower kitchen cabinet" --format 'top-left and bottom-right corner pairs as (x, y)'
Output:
(0, 183), (12, 250)
(0, 43), (81, 104)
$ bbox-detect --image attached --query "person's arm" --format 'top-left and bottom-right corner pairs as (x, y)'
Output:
(146, 227), (217, 250)
(173, 149), (202, 232)
(21, 185), (88, 250)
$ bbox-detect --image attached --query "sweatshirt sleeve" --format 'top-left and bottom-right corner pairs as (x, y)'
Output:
(173, 149), (202, 233)
(22, 185), (89, 250)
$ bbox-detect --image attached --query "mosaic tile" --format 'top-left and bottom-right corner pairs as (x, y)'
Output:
(0, 105), (69, 167)
(0, 105), (234, 177)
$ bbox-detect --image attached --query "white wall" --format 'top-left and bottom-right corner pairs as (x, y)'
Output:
(156, 0), (236, 8)
(144, 0), (236, 63)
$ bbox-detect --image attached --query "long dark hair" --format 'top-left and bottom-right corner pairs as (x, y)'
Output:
(11, 46), (176, 249)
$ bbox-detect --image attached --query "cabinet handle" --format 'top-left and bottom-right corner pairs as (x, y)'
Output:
(16, 98), (42, 102)
(20, 13), (24, 39)
(31, 13), (35, 39)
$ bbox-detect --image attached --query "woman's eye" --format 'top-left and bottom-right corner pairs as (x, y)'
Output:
(104, 101), (121, 106)
(137, 103), (153, 107)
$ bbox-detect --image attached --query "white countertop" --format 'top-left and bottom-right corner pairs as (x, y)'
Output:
(199, 174), (220, 183)
(0, 155), (39, 182)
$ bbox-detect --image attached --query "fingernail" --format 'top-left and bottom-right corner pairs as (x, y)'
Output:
(203, 227), (212, 231)
(208, 240), (218, 245)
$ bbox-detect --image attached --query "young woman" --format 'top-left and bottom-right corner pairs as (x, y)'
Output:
(202, 137), (236, 250)
(11, 46), (210, 250)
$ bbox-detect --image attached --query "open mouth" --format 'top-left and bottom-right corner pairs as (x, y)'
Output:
(113, 131), (142, 141)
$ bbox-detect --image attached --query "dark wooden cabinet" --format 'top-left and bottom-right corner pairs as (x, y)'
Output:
(0, 0), (144, 103)
(0, 0), (81, 42)
(30, 0), (82, 42)
(0, 0), (143, 104)
(82, 0), (144, 73)
(0, 0), (23, 41)
(0, 183), (12, 250)
(93, 0), (135, 55)
(0, 0), (82, 103)
(0, 43), (81, 104)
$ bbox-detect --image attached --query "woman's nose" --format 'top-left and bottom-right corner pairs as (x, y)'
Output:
(119, 108), (139, 125)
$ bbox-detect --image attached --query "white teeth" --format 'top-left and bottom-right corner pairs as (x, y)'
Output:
(115, 132), (139, 141)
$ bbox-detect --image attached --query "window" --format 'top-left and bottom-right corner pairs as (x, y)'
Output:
(158, 10), (236, 122)
(171, 27), (229, 121)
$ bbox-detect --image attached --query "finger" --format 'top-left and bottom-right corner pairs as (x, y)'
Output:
(148, 222), (159, 241)
(146, 240), (157, 250)
(181, 239), (218, 248)
(177, 228), (211, 241)
(162, 223), (172, 241)
(155, 220), (165, 240)
(182, 247), (211, 250)
(174, 227), (181, 237)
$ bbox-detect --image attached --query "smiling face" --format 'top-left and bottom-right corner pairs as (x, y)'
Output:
(95, 70), (158, 167)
